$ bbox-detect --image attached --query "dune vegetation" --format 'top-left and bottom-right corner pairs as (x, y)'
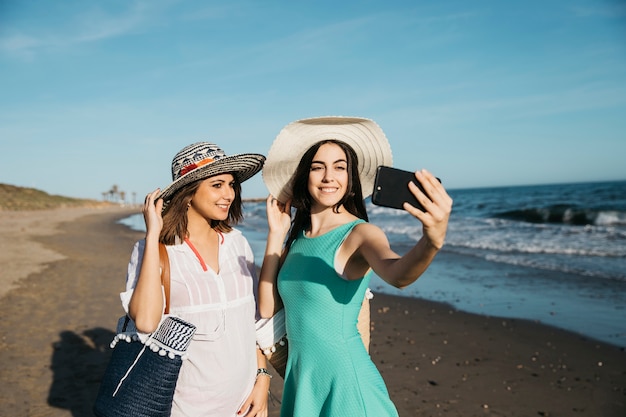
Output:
(0, 183), (111, 211)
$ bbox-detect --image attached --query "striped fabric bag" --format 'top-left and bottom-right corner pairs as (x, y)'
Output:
(93, 315), (196, 417)
(94, 244), (196, 417)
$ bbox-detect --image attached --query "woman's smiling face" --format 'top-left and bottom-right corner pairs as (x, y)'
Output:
(188, 173), (236, 221)
(307, 143), (349, 208)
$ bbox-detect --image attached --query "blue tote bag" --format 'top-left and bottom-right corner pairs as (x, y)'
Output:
(94, 244), (196, 417)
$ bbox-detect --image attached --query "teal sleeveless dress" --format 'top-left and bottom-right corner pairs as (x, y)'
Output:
(278, 220), (399, 417)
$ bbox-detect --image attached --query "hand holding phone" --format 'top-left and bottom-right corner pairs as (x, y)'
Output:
(371, 166), (441, 211)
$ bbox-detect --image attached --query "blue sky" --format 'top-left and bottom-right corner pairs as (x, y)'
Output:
(1, 0), (625, 201)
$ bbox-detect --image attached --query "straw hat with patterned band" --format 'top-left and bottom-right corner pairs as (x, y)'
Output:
(159, 142), (266, 202)
(262, 116), (393, 204)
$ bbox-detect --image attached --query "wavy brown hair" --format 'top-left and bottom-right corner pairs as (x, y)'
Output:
(159, 174), (243, 245)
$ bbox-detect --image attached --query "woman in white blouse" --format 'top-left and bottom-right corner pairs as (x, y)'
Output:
(123, 142), (269, 417)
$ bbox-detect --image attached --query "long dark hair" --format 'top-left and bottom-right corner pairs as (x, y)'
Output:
(160, 174), (243, 245)
(284, 140), (368, 253)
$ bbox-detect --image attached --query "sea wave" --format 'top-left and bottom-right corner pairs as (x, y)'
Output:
(495, 205), (626, 226)
(373, 212), (626, 285)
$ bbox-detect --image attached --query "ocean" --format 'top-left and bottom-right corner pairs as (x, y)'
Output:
(119, 180), (626, 348)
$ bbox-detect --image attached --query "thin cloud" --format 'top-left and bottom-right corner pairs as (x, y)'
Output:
(0, 0), (163, 56)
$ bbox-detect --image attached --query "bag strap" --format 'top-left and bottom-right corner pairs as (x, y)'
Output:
(158, 243), (171, 314)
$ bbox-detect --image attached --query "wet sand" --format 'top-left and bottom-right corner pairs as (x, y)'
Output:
(0, 207), (624, 416)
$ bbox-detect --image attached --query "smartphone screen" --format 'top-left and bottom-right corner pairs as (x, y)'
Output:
(371, 166), (439, 211)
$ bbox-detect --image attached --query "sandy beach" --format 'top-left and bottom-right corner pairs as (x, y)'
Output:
(0, 207), (624, 417)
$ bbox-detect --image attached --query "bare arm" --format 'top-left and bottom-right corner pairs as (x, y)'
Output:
(128, 189), (166, 333)
(355, 169), (452, 288)
(357, 226), (440, 288)
(258, 196), (292, 318)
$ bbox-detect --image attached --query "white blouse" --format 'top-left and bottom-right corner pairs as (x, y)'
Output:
(121, 229), (259, 417)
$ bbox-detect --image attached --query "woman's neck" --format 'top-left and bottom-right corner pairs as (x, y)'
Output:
(307, 205), (356, 237)
(186, 212), (217, 242)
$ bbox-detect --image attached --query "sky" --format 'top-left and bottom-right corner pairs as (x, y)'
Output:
(1, 0), (625, 202)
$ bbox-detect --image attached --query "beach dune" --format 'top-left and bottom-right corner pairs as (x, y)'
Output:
(0, 207), (624, 417)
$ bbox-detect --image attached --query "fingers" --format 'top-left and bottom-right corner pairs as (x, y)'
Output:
(237, 401), (267, 417)
(266, 195), (292, 214)
(414, 169), (442, 198)
(147, 188), (160, 201)
(400, 170), (433, 214)
(237, 401), (251, 415)
(142, 189), (164, 236)
(404, 169), (452, 221)
(154, 197), (164, 212)
(143, 189), (161, 208)
(266, 195), (280, 209)
(413, 170), (451, 207)
(143, 189), (162, 217)
(403, 169), (452, 249)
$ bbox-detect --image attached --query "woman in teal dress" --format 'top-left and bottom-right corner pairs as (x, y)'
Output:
(258, 117), (452, 417)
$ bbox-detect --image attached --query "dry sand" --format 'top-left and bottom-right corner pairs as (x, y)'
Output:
(0, 207), (624, 416)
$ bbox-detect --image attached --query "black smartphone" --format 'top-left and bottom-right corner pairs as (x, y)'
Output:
(371, 166), (440, 211)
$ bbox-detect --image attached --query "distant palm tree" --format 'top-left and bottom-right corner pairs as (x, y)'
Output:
(110, 185), (119, 201)
(102, 184), (126, 203)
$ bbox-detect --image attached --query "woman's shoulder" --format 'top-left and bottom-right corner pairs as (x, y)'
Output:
(225, 227), (244, 238)
(350, 220), (384, 240)
(222, 227), (249, 245)
(328, 214), (377, 236)
(222, 228), (254, 259)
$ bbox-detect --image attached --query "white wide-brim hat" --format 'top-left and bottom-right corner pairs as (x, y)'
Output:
(263, 116), (393, 204)
(159, 142), (265, 202)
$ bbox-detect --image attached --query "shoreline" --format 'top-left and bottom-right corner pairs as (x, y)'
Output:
(369, 250), (626, 350)
(0, 208), (624, 416)
(119, 210), (626, 350)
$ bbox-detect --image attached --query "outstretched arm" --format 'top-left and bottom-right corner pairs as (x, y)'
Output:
(258, 196), (292, 318)
(357, 169), (452, 288)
